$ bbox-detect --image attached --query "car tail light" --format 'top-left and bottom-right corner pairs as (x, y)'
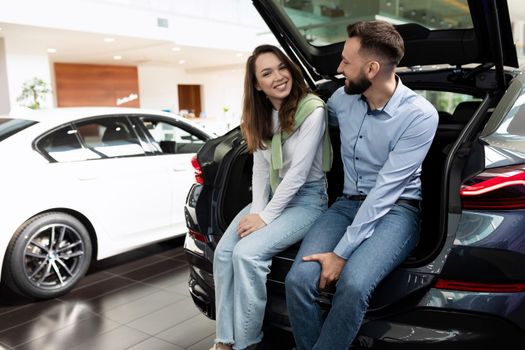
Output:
(434, 278), (525, 292)
(191, 155), (204, 184)
(459, 164), (525, 210)
(188, 228), (208, 243)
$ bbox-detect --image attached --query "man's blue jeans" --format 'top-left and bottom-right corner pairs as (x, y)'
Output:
(285, 197), (420, 350)
(213, 180), (328, 350)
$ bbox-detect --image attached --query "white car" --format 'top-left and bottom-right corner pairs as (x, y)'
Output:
(0, 107), (213, 299)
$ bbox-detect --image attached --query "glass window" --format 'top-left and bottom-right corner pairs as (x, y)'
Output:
(274, 0), (472, 46)
(37, 125), (101, 162)
(415, 90), (481, 115)
(492, 85), (525, 138)
(75, 117), (145, 158)
(140, 117), (206, 154)
(0, 118), (37, 142)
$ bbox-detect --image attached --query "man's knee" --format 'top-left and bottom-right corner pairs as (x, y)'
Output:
(336, 275), (370, 303)
(286, 262), (316, 294)
(285, 267), (300, 292)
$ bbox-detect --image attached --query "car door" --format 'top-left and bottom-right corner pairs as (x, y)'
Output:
(136, 115), (208, 234)
(37, 115), (176, 257)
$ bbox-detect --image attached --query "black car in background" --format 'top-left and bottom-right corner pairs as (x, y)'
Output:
(184, 0), (525, 348)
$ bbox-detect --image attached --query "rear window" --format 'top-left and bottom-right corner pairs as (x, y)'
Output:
(275, 0), (473, 46)
(489, 85), (525, 139)
(480, 76), (525, 163)
(0, 118), (37, 142)
(415, 91), (481, 115)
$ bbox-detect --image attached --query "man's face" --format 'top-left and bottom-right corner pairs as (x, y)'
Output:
(337, 37), (372, 95)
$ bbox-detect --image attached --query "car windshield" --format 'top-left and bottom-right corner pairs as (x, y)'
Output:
(0, 118), (37, 142)
(274, 0), (473, 46)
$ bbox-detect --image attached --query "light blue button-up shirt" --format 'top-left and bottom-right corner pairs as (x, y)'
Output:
(327, 77), (438, 259)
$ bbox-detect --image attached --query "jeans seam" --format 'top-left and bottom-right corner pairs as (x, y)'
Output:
(244, 269), (256, 339)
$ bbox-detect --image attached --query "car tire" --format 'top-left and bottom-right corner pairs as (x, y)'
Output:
(3, 212), (92, 299)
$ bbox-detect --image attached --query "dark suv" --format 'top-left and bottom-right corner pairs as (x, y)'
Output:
(184, 0), (525, 348)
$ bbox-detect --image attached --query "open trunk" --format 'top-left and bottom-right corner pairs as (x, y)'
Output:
(184, 1), (525, 344)
(201, 67), (507, 319)
(216, 79), (484, 254)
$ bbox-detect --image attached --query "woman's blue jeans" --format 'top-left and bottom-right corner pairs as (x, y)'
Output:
(285, 197), (420, 350)
(213, 180), (328, 350)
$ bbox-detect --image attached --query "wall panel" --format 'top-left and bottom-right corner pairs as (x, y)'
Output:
(55, 63), (140, 107)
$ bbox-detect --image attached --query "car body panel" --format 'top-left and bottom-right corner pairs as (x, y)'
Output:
(0, 107), (212, 286)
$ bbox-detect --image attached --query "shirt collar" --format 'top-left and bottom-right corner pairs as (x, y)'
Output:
(360, 75), (406, 118)
(382, 75), (406, 118)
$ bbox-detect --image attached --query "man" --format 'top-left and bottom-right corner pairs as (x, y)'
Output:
(285, 21), (438, 350)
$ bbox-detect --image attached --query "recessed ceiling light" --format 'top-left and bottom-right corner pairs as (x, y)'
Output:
(171, 47), (181, 52)
(178, 60), (185, 64)
(47, 48), (57, 53)
(104, 37), (115, 43)
(113, 55), (122, 60)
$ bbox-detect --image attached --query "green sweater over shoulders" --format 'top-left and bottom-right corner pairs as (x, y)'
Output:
(270, 93), (332, 193)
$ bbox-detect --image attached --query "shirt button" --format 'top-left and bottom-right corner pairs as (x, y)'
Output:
(359, 176), (363, 179)
(359, 135), (363, 139)
(355, 157), (359, 160)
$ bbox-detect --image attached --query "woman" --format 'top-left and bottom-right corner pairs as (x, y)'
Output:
(211, 44), (331, 350)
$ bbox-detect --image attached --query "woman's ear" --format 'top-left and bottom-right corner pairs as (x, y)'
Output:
(255, 82), (262, 91)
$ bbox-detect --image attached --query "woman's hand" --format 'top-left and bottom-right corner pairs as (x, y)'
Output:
(238, 214), (266, 238)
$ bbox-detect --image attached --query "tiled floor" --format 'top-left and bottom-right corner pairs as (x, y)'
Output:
(0, 237), (295, 350)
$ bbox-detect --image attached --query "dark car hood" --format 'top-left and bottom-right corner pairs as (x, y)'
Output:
(253, 0), (518, 85)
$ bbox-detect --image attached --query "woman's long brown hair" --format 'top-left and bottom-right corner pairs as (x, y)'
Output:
(241, 45), (309, 153)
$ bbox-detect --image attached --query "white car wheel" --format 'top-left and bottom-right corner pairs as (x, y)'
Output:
(4, 212), (92, 299)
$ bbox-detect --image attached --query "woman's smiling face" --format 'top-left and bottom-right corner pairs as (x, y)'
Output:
(254, 52), (293, 110)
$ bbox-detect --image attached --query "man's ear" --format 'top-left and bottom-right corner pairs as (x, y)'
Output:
(367, 60), (381, 78)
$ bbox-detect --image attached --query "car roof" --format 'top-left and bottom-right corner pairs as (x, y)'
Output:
(253, 0), (518, 84)
(2, 106), (210, 133)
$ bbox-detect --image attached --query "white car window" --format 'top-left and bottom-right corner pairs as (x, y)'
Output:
(37, 126), (102, 162)
(140, 118), (206, 155)
(76, 117), (146, 158)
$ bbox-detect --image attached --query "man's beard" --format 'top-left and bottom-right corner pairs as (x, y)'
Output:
(344, 73), (372, 95)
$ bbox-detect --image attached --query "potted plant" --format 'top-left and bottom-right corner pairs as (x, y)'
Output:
(17, 77), (51, 110)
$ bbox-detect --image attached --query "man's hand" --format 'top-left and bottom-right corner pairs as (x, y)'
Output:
(238, 214), (266, 238)
(303, 252), (347, 289)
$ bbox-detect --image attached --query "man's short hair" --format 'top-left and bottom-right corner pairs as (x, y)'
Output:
(347, 21), (404, 67)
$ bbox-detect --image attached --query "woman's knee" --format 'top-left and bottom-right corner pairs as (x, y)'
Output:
(214, 241), (234, 267)
(231, 243), (258, 268)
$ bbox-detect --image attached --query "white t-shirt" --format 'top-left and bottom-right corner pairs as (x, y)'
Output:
(250, 107), (326, 224)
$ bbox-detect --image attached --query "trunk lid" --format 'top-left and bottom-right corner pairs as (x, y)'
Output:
(252, 0), (518, 89)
